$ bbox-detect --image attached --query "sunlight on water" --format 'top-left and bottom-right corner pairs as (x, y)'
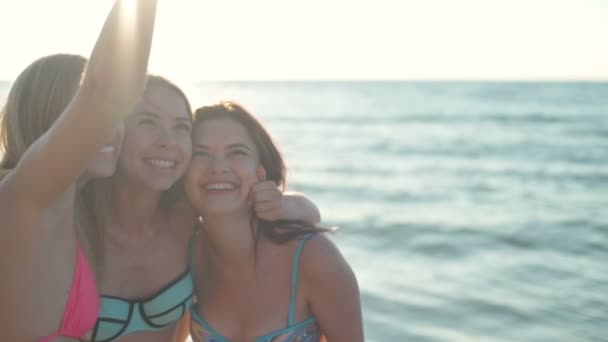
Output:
(1, 81), (607, 341)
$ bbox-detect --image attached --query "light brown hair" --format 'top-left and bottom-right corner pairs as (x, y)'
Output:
(1, 54), (87, 178)
(0, 54), (106, 276)
(78, 75), (193, 276)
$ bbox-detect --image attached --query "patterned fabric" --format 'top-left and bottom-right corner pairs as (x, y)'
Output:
(190, 234), (322, 342)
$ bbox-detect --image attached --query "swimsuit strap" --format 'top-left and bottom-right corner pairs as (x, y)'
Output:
(288, 234), (314, 326)
(189, 223), (201, 277)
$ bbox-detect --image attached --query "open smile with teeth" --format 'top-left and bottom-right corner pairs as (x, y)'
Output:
(146, 159), (177, 168)
(205, 183), (236, 190)
(99, 145), (115, 153)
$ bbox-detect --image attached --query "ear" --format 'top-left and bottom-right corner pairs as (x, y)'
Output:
(256, 165), (267, 181)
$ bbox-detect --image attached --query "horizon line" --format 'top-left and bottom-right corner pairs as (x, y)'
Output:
(1, 78), (608, 84)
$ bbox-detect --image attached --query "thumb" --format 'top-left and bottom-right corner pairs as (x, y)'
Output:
(256, 165), (267, 182)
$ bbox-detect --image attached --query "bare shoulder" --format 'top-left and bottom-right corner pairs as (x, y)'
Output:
(0, 173), (69, 234)
(297, 234), (364, 341)
(299, 234), (354, 282)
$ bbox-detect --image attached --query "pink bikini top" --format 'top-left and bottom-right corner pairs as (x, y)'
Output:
(39, 244), (100, 342)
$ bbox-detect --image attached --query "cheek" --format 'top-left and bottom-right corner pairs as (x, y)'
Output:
(118, 133), (149, 168)
(178, 136), (192, 158)
(185, 160), (210, 202)
(186, 159), (209, 181)
(115, 122), (126, 142)
(118, 140), (138, 163)
(184, 168), (198, 197)
(233, 159), (259, 183)
(123, 128), (152, 152)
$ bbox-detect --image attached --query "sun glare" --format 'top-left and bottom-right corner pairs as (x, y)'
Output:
(0, 0), (607, 81)
(116, 0), (138, 69)
(121, 0), (137, 19)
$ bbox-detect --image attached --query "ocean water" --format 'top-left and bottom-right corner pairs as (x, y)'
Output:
(2, 81), (607, 341)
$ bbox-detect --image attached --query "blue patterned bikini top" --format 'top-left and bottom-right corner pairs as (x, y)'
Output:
(190, 234), (322, 342)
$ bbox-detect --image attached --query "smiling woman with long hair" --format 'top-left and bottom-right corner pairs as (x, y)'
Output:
(187, 101), (364, 342)
(0, 0), (157, 340)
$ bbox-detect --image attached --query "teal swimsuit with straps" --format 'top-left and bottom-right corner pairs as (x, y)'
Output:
(190, 234), (322, 342)
(90, 238), (196, 341)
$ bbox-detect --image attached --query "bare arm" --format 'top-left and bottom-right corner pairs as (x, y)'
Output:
(303, 235), (364, 341)
(250, 181), (322, 224)
(0, 0), (157, 218)
(280, 191), (321, 224)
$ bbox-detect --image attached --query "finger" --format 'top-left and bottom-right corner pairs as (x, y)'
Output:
(257, 165), (267, 182)
(252, 181), (274, 193)
(250, 180), (272, 198)
(247, 188), (255, 207)
(251, 189), (279, 204)
(255, 208), (280, 220)
(255, 202), (278, 212)
(253, 188), (280, 201)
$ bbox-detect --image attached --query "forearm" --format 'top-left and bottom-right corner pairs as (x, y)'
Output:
(14, 0), (158, 211)
(81, 0), (158, 117)
(280, 192), (321, 224)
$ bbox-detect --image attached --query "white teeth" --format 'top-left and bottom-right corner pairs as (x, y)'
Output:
(205, 183), (235, 190)
(147, 159), (176, 168)
(99, 145), (115, 153)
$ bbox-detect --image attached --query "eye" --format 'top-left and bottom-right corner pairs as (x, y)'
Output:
(193, 150), (210, 158)
(138, 118), (155, 126)
(228, 150), (248, 158)
(175, 123), (192, 132)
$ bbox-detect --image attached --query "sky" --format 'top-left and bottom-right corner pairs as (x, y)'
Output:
(1, 0), (607, 82)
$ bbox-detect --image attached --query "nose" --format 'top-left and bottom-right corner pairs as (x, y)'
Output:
(157, 126), (177, 148)
(209, 156), (229, 174)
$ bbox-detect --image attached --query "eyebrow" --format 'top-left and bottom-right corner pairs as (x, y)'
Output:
(134, 112), (159, 119)
(133, 112), (191, 123)
(193, 143), (252, 151)
(175, 117), (192, 124)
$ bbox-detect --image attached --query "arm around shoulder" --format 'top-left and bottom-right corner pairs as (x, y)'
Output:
(280, 191), (321, 224)
(301, 234), (364, 342)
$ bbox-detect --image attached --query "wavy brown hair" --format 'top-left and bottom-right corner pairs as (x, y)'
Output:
(193, 101), (329, 244)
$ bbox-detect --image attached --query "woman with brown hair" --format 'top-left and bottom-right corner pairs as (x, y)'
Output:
(0, 0), (157, 340)
(79, 75), (321, 342)
(186, 102), (364, 342)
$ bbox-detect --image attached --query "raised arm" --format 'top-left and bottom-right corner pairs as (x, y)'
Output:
(303, 235), (364, 341)
(0, 0), (157, 216)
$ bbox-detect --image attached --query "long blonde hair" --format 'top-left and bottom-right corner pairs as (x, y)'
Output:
(0, 54), (106, 275)
(78, 75), (193, 277)
(1, 54), (87, 178)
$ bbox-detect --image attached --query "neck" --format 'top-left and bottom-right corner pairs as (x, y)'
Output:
(106, 174), (163, 238)
(201, 209), (259, 271)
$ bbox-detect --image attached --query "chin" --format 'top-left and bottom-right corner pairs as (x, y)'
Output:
(200, 202), (247, 217)
(86, 164), (118, 179)
(147, 179), (179, 192)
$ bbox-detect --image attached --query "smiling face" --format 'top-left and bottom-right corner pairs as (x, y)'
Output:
(117, 83), (192, 192)
(83, 121), (125, 179)
(185, 118), (261, 216)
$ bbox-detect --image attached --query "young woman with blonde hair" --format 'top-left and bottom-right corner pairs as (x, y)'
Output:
(0, 0), (157, 340)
